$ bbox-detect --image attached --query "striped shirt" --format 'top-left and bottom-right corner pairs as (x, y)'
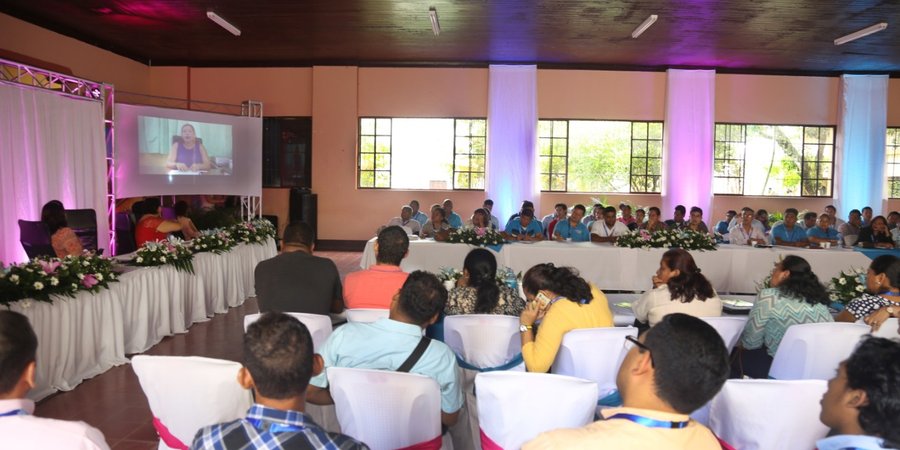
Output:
(740, 288), (834, 357)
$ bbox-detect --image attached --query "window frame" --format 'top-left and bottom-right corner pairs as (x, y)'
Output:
(886, 127), (900, 199)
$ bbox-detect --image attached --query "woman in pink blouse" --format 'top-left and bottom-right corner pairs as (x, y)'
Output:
(41, 200), (83, 257)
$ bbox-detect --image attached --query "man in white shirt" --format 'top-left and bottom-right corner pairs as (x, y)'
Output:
(591, 206), (629, 243)
(384, 205), (422, 235)
(727, 206), (765, 233)
(0, 311), (110, 449)
(483, 199), (500, 231)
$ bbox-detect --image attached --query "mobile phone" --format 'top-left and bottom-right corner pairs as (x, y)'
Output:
(535, 291), (552, 308)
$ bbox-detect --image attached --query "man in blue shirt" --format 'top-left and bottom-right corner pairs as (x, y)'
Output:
(192, 312), (367, 450)
(771, 208), (808, 247)
(798, 211), (818, 230)
(503, 208), (544, 241)
(442, 199), (463, 229)
(553, 204), (591, 242)
(807, 214), (840, 246)
(409, 200), (428, 226)
(817, 337), (900, 450)
(715, 210), (737, 235)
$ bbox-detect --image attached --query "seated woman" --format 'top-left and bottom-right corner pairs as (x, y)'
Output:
(465, 208), (494, 231)
(174, 200), (201, 240)
(639, 206), (667, 232)
(445, 249), (524, 316)
(837, 255), (900, 332)
(857, 215), (894, 249)
(735, 255), (833, 378)
(632, 249), (722, 328)
(134, 198), (185, 247)
(519, 264), (613, 373)
(41, 200), (83, 257)
(166, 123), (211, 171)
(421, 206), (451, 241)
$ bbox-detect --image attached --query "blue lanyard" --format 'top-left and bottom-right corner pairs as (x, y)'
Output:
(607, 413), (690, 429)
(247, 418), (304, 434)
(0, 409), (26, 418)
(880, 291), (900, 297)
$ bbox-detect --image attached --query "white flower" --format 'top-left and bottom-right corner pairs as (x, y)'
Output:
(160, 256), (167, 263)
(109, 273), (116, 280)
(135, 256), (143, 263)
(50, 277), (59, 286)
(829, 293), (838, 301)
(33, 281), (44, 290)
(10, 274), (19, 283)
(839, 278), (846, 285)
(77, 273), (85, 280)
(95, 273), (103, 281)
(202, 244), (207, 248)
(83, 260), (90, 267)
(855, 285), (865, 292)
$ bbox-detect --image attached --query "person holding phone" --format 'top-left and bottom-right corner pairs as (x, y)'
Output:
(518, 264), (613, 373)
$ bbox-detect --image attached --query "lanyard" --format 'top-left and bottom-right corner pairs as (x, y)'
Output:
(247, 418), (304, 434)
(880, 291), (900, 297)
(606, 413), (690, 429)
(0, 409), (26, 418)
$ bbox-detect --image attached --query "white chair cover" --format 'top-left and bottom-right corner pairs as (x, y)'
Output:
(243, 312), (333, 352)
(327, 367), (443, 450)
(768, 322), (869, 380)
(709, 379), (829, 450)
(860, 318), (900, 339)
(443, 315), (523, 370)
(131, 355), (253, 450)
(345, 308), (390, 323)
(475, 371), (598, 450)
(700, 316), (749, 352)
(551, 327), (636, 396)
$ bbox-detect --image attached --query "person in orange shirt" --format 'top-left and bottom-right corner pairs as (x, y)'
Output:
(41, 200), (83, 258)
(343, 226), (409, 309)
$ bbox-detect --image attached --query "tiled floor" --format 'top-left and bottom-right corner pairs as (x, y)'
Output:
(34, 250), (362, 449)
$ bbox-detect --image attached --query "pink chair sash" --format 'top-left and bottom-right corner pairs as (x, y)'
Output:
(152, 417), (189, 450)
(396, 435), (442, 450)
(480, 428), (504, 450)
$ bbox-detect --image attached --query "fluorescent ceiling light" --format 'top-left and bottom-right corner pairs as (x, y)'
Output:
(207, 11), (241, 37)
(429, 7), (441, 36)
(631, 14), (658, 39)
(834, 22), (887, 45)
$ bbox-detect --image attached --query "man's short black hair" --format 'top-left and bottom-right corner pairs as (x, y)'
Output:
(642, 313), (729, 413)
(521, 200), (534, 209)
(555, 203), (567, 209)
(283, 222), (314, 247)
(483, 199), (493, 206)
(845, 337), (900, 447)
(572, 204), (586, 214)
(756, 208), (768, 216)
(889, 211), (900, 218)
(603, 206), (617, 215)
(862, 206), (873, 213)
(377, 226), (409, 265)
(726, 210), (737, 216)
(0, 311), (38, 394)
(849, 209), (861, 217)
(397, 271), (447, 325)
(804, 211), (818, 220)
(690, 206), (703, 215)
(784, 208), (799, 216)
(674, 205), (686, 214)
(520, 208), (534, 218)
(243, 312), (314, 399)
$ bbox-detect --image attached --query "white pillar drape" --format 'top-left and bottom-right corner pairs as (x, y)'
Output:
(487, 65), (538, 225)
(661, 69), (715, 226)
(835, 75), (889, 215)
(0, 84), (108, 263)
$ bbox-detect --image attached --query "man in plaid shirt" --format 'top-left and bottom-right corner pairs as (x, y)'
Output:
(191, 313), (368, 450)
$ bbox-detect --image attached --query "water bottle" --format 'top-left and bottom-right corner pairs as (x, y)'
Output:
(504, 268), (517, 290)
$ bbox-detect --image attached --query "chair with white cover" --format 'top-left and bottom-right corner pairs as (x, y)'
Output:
(327, 367), (447, 450)
(861, 318), (900, 339)
(243, 312), (333, 352)
(132, 355), (253, 450)
(700, 316), (749, 352)
(475, 371), (598, 450)
(551, 326), (636, 404)
(709, 379), (829, 450)
(768, 322), (869, 380)
(345, 308), (390, 323)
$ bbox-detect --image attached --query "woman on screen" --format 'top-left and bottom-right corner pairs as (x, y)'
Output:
(166, 123), (211, 171)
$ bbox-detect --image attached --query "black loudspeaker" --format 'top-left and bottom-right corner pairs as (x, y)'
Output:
(289, 188), (317, 239)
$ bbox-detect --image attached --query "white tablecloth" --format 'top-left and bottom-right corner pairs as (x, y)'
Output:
(11, 238), (277, 401)
(362, 239), (872, 294)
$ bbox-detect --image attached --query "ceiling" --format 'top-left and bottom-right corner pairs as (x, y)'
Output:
(3, 0), (900, 75)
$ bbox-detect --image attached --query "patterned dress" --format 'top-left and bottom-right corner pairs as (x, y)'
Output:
(445, 284), (525, 316)
(740, 287), (834, 357)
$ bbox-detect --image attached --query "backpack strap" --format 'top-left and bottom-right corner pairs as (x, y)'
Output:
(397, 336), (431, 373)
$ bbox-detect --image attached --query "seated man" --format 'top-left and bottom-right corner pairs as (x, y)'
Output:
(410, 200), (429, 226)
(861, 206), (874, 227)
(507, 200), (535, 223)
(888, 211), (900, 230)
(685, 206), (709, 233)
(583, 203), (604, 227)
(728, 206), (766, 233)
(307, 271), (463, 427)
(817, 337), (900, 450)
(553, 204), (590, 242)
(483, 199), (500, 230)
(826, 205), (846, 230)
(771, 208), (808, 247)
(664, 204), (688, 229)
(344, 226), (409, 309)
(542, 203), (567, 238)
(503, 208), (544, 241)
(591, 206), (629, 243)
(442, 199), (463, 229)
(0, 311), (110, 449)
(807, 213), (841, 246)
(715, 210), (737, 235)
(421, 206), (452, 241)
(191, 312), (367, 449)
(799, 211), (818, 230)
(255, 222), (344, 315)
(383, 205), (422, 235)
(524, 313), (730, 449)
(728, 208), (767, 246)
(618, 204), (637, 230)
(755, 209), (771, 233)
(634, 208), (646, 229)
(838, 209), (863, 239)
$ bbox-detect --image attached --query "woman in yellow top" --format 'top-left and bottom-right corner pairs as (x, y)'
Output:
(519, 263), (614, 372)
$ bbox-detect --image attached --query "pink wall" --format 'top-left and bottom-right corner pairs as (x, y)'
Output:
(889, 79), (900, 127)
(190, 68), (313, 117)
(358, 68), (488, 117)
(538, 70), (666, 120)
(716, 74), (839, 125)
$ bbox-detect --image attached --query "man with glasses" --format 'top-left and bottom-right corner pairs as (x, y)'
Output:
(524, 313), (730, 449)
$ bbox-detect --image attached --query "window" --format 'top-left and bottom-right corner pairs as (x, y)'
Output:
(887, 128), (900, 198)
(537, 119), (663, 193)
(713, 124), (835, 197)
(358, 117), (486, 190)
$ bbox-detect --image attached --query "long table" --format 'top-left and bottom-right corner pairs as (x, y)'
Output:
(9, 238), (277, 401)
(362, 239), (872, 294)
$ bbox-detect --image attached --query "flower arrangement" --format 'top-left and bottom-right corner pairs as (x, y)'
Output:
(133, 239), (195, 273)
(615, 229), (717, 251)
(0, 253), (119, 307)
(435, 266), (521, 291)
(828, 268), (867, 305)
(447, 227), (506, 247)
(230, 219), (277, 245)
(191, 228), (236, 254)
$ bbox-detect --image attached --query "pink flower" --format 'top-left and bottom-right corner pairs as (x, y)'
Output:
(475, 227), (487, 237)
(639, 230), (651, 241)
(81, 274), (99, 289)
(39, 260), (61, 274)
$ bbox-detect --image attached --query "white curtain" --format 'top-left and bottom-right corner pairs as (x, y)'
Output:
(835, 75), (889, 215)
(662, 69), (715, 226)
(0, 83), (109, 263)
(487, 65), (538, 225)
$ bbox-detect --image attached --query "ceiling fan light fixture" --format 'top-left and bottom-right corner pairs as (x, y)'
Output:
(207, 11), (241, 37)
(631, 14), (658, 39)
(429, 7), (441, 36)
(834, 22), (887, 45)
